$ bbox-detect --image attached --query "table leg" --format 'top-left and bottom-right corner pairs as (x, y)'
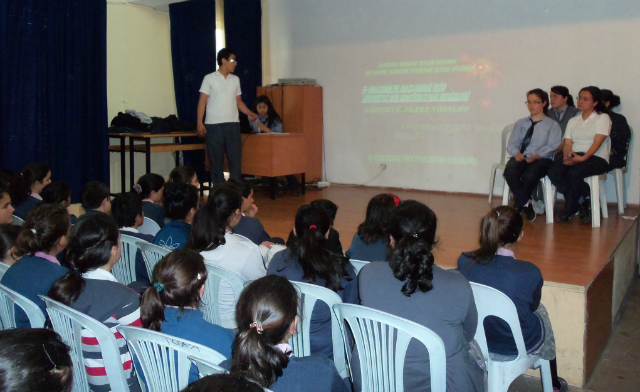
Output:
(175, 137), (180, 167)
(270, 177), (277, 200)
(129, 137), (135, 190)
(119, 136), (126, 192)
(301, 173), (306, 194)
(145, 139), (151, 173)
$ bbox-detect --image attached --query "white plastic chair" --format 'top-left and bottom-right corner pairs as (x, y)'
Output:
(40, 295), (131, 392)
(603, 132), (631, 215)
(0, 283), (46, 329)
(112, 234), (147, 285)
(541, 175), (607, 227)
(138, 217), (161, 236)
(333, 303), (447, 392)
(489, 124), (515, 203)
(118, 326), (227, 392)
(469, 282), (552, 392)
(502, 176), (556, 224)
(11, 215), (24, 226)
(289, 281), (348, 378)
(201, 263), (245, 328)
(188, 356), (229, 378)
(137, 242), (170, 280)
(0, 263), (9, 281)
(349, 259), (370, 275)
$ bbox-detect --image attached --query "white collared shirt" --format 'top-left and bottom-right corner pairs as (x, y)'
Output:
(120, 227), (140, 234)
(565, 111), (611, 162)
(199, 71), (242, 124)
(83, 268), (119, 283)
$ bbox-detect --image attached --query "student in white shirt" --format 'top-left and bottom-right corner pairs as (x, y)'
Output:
(547, 86), (611, 223)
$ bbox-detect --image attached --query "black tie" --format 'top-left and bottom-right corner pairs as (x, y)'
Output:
(520, 119), (541, 153)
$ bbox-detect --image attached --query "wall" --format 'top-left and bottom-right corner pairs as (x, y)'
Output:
(107, 1), (177, 191)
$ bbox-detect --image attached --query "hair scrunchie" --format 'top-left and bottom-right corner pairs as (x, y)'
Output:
(309, 225), (317, 230)
(133, 184), (142, 194)
(250, 321), (263, 334)
(154, 282), (164, 292)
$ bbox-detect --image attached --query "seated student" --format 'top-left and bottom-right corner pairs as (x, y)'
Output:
(141, 248), (234, 384)
(547, 85), (580, 136)
(181, 374), (263, 392)
(601, 89), (631, 171)
(0, 328), (73, 392)
(0, 204), (70, 327)
(221, 275), (349, 392)
(358, 200), (483, 392)
(458, 206), (567, 392)
(346, 193), (399, 262)
(186, 183), (265, 329)
(0, 179), (15, 225)
(228, 178), (283, 246)
(504, 88), (562, 222)
(169, 165), (200, 188)
(81, 181), (112, 216)
(41, 181), (78, 224)
(111, 192), (155, 286)
(154, 182), (198, 250)
(9, 162), (51, 220)
(287, 199), (343, 255)
(133, 173), (166, 228)
(268, 204), (357, 359)
(48, 213), (142, 392)
(0, 225), (21, 266)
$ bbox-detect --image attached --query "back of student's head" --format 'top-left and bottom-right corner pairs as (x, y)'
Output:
(289, 204), (349, 292)
(81, 181), (110, 210)
(232, 275), (298, 388)
(135, 173), (165, 199)
(111, 192), (143, 228)
(466, 206), (523, 264)
(169, 166), (197, 186)
(9, 162), (50, 206)
(163, 182), (199, 221)
(0, 328), (73, 392)
(388, 200), (438, 296)
(188, 183), (242, 252)
(357, 193), (400, 244)
(0, 225), (21, 264)
(309, 199), (338, 225)
(601, 89), (621, 110)
(227, 178), (252, 199)
(14, 204), (71, 258)
(550, 85), (575, 107)
(41, 181), (71, 205)
(48, 213), (120, 306)
(181, 374), (264, 392)
(141, 248), (207, 331)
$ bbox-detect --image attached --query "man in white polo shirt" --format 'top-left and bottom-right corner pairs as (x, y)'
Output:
(197, 48), (258, 185)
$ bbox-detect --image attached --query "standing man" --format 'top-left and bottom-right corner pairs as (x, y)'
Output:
(197, 48), (257, 185)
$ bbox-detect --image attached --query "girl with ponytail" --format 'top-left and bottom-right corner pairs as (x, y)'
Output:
(458, 206), (567, 391)
(186, 182), (265, 329)
(10, 162), (51, 220)
(140, 248), (234, 384)
(48, 213), (142, 392)
(268, 203), (356, 359)
(222, 275), (349, 392)
(358, 200), (483, 392)
(346, 193), (399, 262)
(134, 173), (166, 228)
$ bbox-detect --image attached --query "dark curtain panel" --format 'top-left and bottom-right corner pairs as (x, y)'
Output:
(224, 0), (262, 131)
(0, 0), (109, 201)
(169, 0), (216, 182)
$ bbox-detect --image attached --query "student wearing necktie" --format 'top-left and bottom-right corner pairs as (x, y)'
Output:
(504, 89), (562, 221)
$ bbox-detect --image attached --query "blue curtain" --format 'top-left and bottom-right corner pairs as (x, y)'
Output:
(169, 0), (216, 181)
(0, 0), (109, 201)
(224, 0), (262, 129)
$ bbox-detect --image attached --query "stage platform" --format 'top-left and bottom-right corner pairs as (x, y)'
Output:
(254, 184), (640, 387)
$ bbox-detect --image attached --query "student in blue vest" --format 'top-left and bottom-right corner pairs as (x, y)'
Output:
(346, 193), (399, 262)
(140, 248), (234, 384)
(81, 181), (112, 216)
(457, 206), (567, 392)
(134, 173), (166, 228)
(0, 204), (70, 327)
(181, 374), (263, 392)
(222, 275), (349, 392)
(154, 182), (198, 250)
(268, 204), (357, 360)
(286, 199), (343, 255)
(111, 192), (155, 286)
(0, 179), (15, 225)
(41, 181), (78, 224)
(9, 162), (51, 220)
(168, 165), (200, 189)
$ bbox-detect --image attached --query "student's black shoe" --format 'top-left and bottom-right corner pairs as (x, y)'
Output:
(579, 199), (592, 224)
(523, 201), (536, 222)
(274, 188), (283, 198)
(558, 211), (572, 223)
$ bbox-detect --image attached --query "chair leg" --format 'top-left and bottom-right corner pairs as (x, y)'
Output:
(544, 177), (554, 224)
(599, 177), (608, 220)
(614, 169), (625, 214)
(590, 177), (601, 227)
(502, 181), (510, 206)
(536, 359), (554, 392)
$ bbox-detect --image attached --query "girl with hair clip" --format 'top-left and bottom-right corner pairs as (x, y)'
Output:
(141, 249), (234, 384)
(48, 213), (143, 392)
(357, 200), (483, 392)
(221, 275), (349, 392)
(186, 182), (265, 329)
(346, 193), (400, 262)
(457, 206), (567, 392)
(268, 203), (357, 360)
(547, 86), (611, 223)
(10, 162), (51, 220)
(0, 225), (21, 266)
(0, 204), (70, 327)
(547, 86), (580, 135)
(181, 374), (263, 392)
(0, 179), (15, 225)
(601, 89), (631, 171)
(169, 166), (200, 188)
(134, 173), (166, 228)
(41, 181), (78, 224)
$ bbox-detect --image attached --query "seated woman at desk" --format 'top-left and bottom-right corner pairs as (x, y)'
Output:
(250, 95), (302, 197)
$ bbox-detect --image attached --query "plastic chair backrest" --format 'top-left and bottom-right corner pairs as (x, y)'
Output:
(118, 326), (227, 392)
(112, 234), (146, 285)
(289, 281), (347, 377)
(39, 295), (130, 392)
(138, 217), (161, 236)
(501, 124), (514, 163)
(333, 303), (446, 392)
(469, 282), (528, 360)
(187, 356), (229, 378)
(11, 215), (24, 226)
(0, 284), (46, 329)
(137, 242), (170, 280)
(0, 263), (9, 281)
(201, 263), (245, 327)
(349, 259), (370, 275)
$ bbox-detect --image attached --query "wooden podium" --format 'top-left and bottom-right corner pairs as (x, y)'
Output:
(257, 85), (323, 181)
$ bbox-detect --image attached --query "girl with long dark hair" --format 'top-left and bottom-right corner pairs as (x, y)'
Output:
(10, 162), (51, 219)
(134, 173), (166, 228)
(346, 193), (399, 261)
(169, 166), (200, 188)
(601, 89), (631, 171)
(547, 85), (579, 135)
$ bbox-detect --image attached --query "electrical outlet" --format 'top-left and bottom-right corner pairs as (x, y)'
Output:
(380, 163), (387, 171)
